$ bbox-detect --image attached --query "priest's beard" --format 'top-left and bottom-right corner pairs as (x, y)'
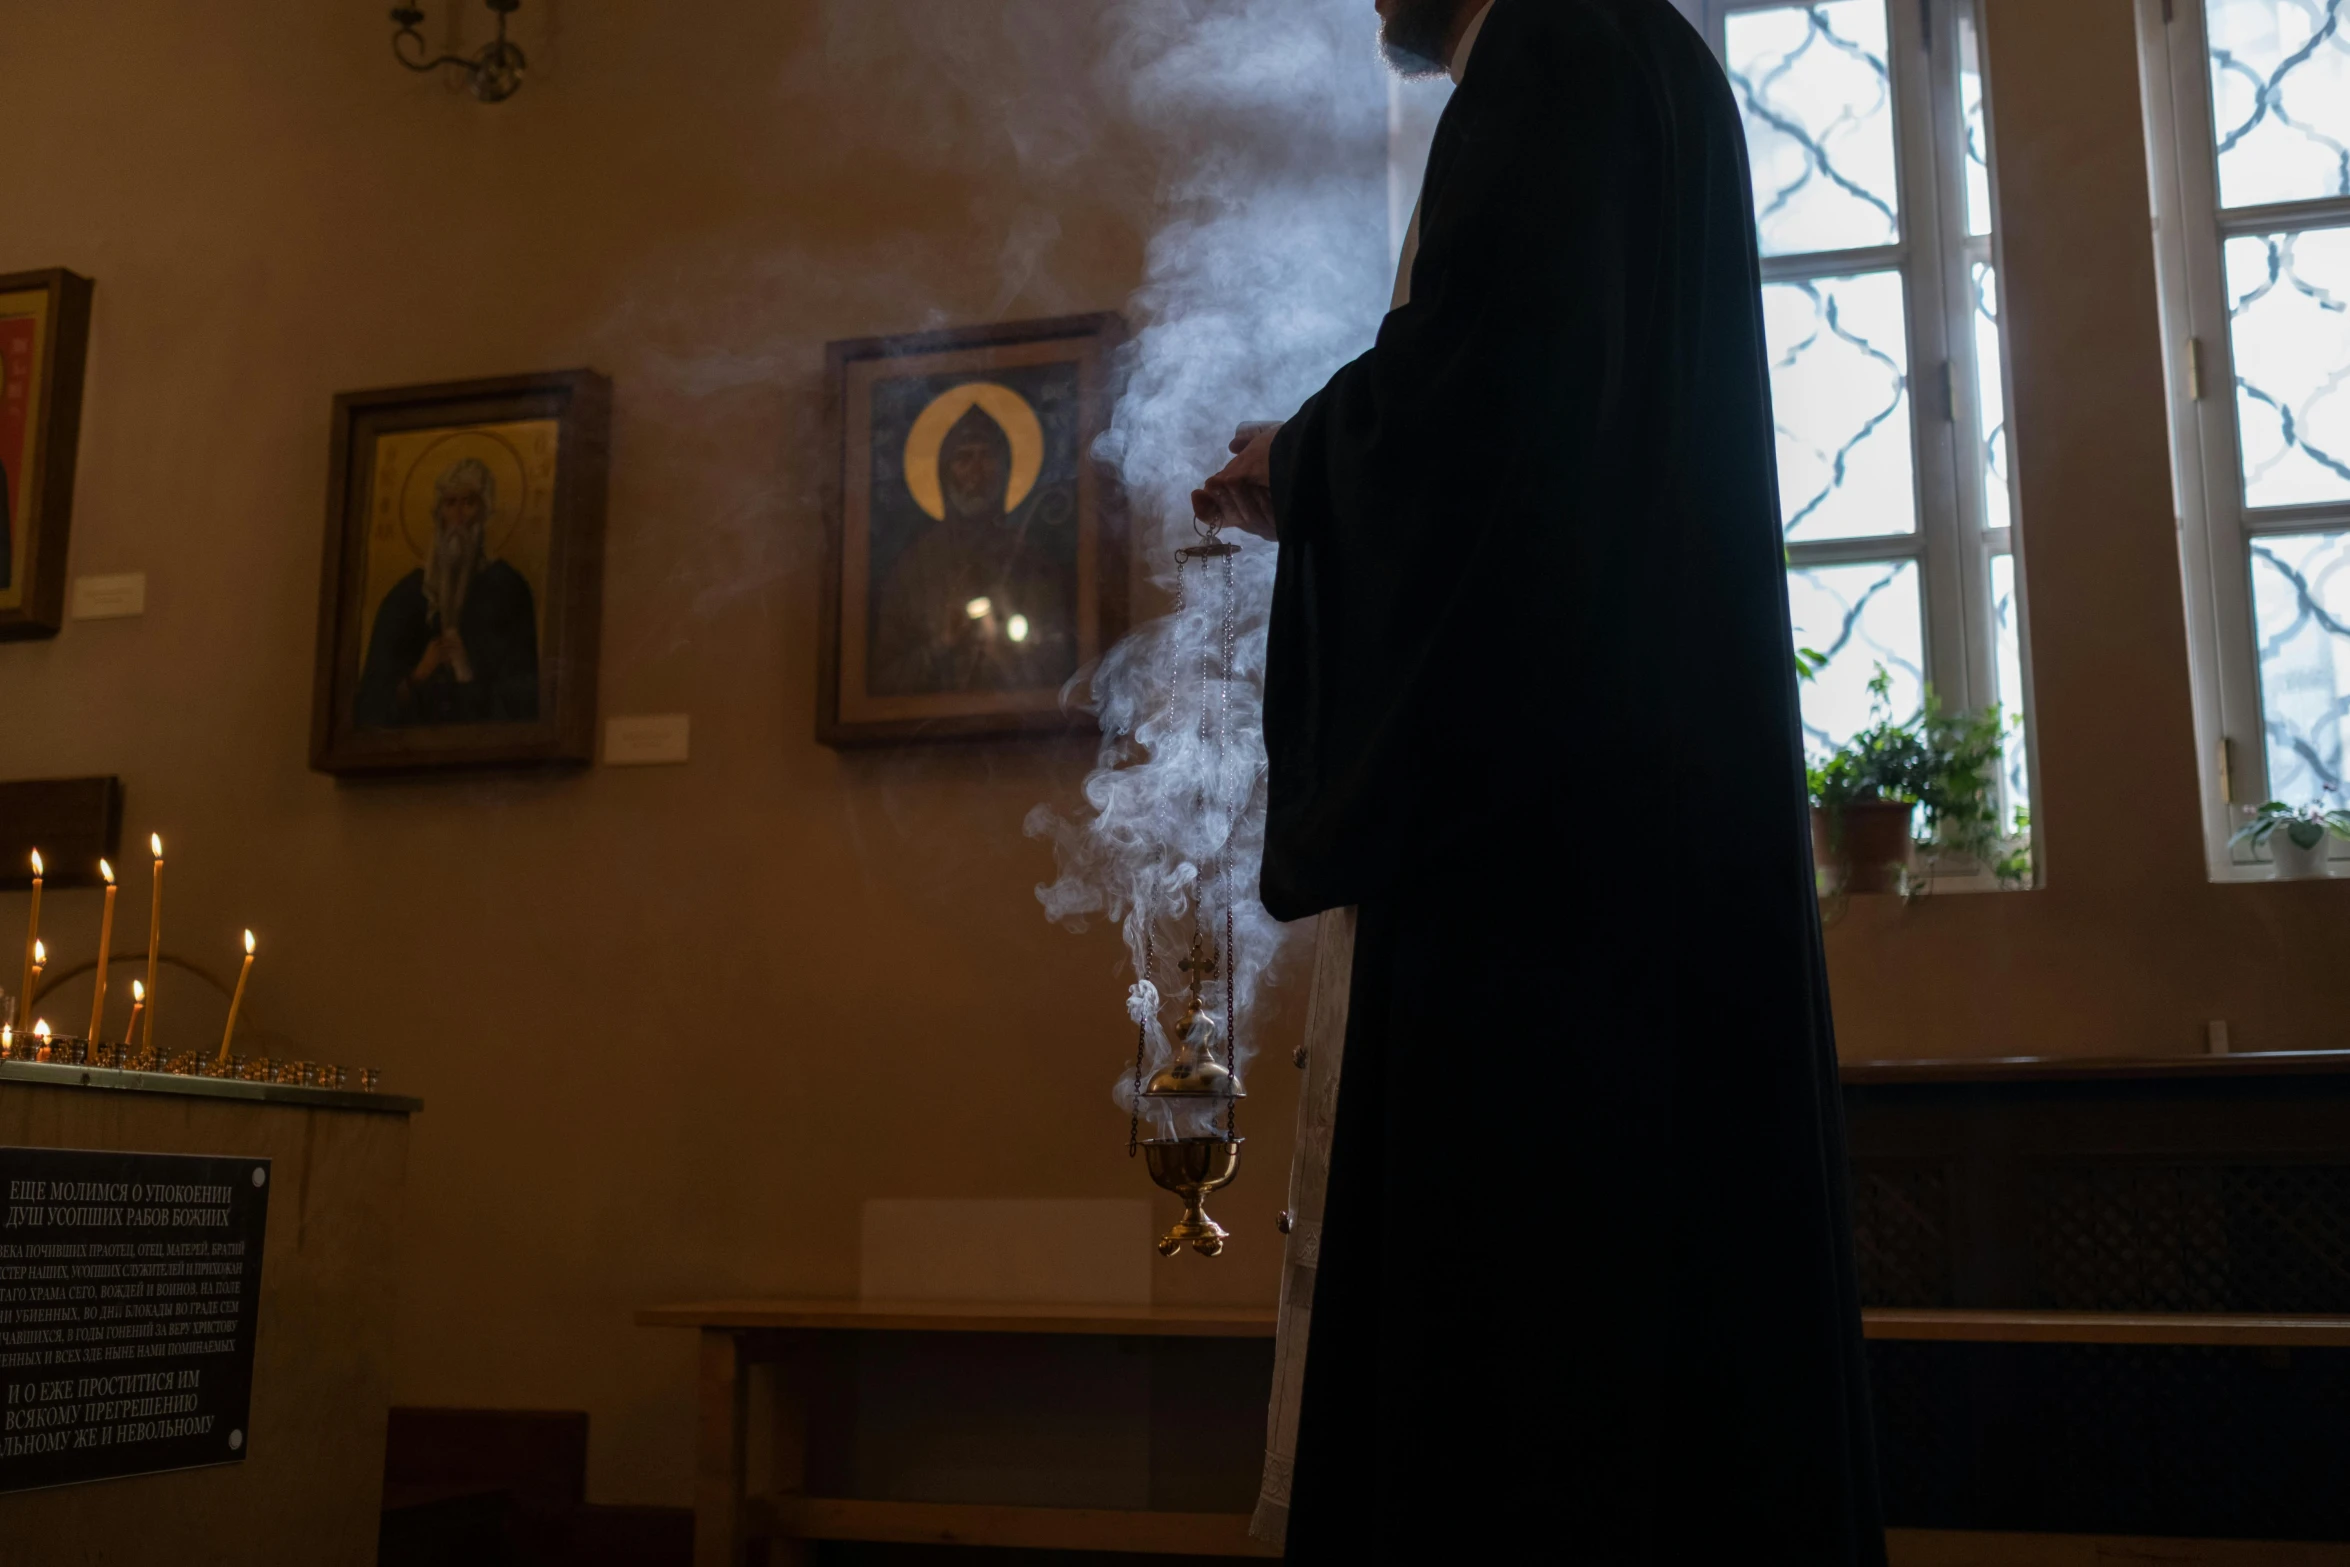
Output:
(1379, 0), (1455, 76)
(423, 520), (483, 631)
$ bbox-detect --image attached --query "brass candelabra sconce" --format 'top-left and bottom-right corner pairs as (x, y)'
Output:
(390, 0), (526, 103)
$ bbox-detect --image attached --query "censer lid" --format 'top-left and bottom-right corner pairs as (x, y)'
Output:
(1142, 997), (1244, 1099)
(1143, 1056), (1240, 1098)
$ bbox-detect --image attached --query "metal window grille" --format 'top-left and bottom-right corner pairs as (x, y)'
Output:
(1710, 0), (2036, 861)
(2140, 0), (2350, 873)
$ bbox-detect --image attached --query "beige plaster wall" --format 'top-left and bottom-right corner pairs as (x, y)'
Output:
(1, 0), (2342, 1514)
(0, 0), (1307, 1507)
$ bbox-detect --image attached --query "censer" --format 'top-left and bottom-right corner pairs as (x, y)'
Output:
(1127, 518), (1245, 1258)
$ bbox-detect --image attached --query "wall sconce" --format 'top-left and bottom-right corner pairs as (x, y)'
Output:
(390, 0), (527, 103)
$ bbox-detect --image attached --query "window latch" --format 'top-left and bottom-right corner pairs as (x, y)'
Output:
(2187, 336), (2205, 401)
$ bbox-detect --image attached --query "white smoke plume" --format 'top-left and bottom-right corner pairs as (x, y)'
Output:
(1026, 0), (1396, 1140)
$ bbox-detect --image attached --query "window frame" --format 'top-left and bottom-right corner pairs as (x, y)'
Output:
(1707, 0), (2038, 871)
(2137, 0), (2350, 877)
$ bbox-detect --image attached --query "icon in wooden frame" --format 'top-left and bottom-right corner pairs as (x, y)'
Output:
(310, 370), (610, 775)
(0, 268), (95, 642)
(821, 313), (1127, 745)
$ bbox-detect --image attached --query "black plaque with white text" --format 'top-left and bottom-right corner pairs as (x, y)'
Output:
(0, 1147), (268, 1492)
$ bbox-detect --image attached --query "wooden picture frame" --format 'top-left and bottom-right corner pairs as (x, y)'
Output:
(0, 268), (95, 641)
(0, 777), (122, 889)
(309, 370), (610, 776)
(820, 313), (1127, 746)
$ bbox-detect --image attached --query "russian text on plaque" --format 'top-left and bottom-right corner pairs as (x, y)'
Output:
(0, 1147), (269, 1493)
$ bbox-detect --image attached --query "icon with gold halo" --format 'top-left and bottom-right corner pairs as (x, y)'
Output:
(823, 314), (1128, 745)
(352, 418), (559, 731)
(867, 374), (1076, 700)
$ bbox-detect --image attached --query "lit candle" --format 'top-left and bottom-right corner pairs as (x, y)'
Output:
(28, 940), (43, 1016)
(18, 850), (40, 1035)
(216, 930), (255, 1064)
(87, 860), (117, 1045)
(31, 1018), (49, 1061)
(122, 979), (145, 1046)
(141, 836), (163, 1049)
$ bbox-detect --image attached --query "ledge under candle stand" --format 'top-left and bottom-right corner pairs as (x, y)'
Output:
(0, 1057), (420, 1565)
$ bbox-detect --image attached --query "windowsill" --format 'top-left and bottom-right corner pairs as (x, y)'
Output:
(1904, 857), (2032, 896)
(1818, 861), (2036, 903)
(2212, 858), (2350, 887)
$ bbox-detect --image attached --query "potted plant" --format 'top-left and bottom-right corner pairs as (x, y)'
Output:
(1807, 667), (2026, 895)
(2232, 798), (2350, 880)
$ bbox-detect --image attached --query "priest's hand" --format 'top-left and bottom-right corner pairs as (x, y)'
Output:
(1191, 421), (1283, 541)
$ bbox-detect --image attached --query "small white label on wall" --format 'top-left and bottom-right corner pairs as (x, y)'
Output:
(70, 573), (146, 619)
(605, 714), (690, 766)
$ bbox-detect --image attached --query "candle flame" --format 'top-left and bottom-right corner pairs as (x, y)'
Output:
(150, 834), (163, 859)
(132, 979), (145, 1002)
(32, 1020), (48, 1039)
(28, 850), (41, 876)
(32, 940), (43, 964)
(243, 930), (256, 955)
(100, 860), (114, 885)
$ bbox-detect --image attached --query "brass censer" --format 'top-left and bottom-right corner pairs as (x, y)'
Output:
(1137, 934), (1244, 1256)
(1125, 520), (1246, 1258)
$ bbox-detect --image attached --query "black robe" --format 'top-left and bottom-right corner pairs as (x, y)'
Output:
(1263, 0), (1884, 1558)
(353, 561), (541, 729)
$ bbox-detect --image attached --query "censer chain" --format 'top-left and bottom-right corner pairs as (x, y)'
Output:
(1220, 548), (1238, 1142)
(1128, 925), (1153, 1157)
(1135, 536), (1244, 1149)
(1132, 545), (1192, 1158)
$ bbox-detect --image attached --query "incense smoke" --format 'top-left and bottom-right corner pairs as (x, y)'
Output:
(1025, 0), (1396, 1138)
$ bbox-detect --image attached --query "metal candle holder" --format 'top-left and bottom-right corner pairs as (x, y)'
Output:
(0, 1030), (382, 1092)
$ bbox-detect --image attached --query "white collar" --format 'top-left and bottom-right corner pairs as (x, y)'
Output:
(1448, 1), (1497, 86)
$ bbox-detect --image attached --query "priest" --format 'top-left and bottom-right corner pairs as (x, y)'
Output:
(1195, 0), (1885, 1558)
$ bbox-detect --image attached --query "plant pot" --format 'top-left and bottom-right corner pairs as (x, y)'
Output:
(2268, 829), (2333, 880)
(1811, 799), (1916, 895)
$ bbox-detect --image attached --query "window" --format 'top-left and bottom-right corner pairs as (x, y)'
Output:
(1712, 0), (2034, 867)
(2140, 0), (2350, 873)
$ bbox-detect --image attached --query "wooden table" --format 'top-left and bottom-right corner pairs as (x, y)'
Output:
(635, 1299), (1281, 1566)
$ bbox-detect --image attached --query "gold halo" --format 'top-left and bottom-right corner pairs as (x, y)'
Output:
(902, 382), (1044, 523)
(398, 429), (529, 562)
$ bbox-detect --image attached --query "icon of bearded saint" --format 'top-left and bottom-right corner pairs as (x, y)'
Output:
(869, 401), (1076, 698)
(353, 456), (541, 728)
